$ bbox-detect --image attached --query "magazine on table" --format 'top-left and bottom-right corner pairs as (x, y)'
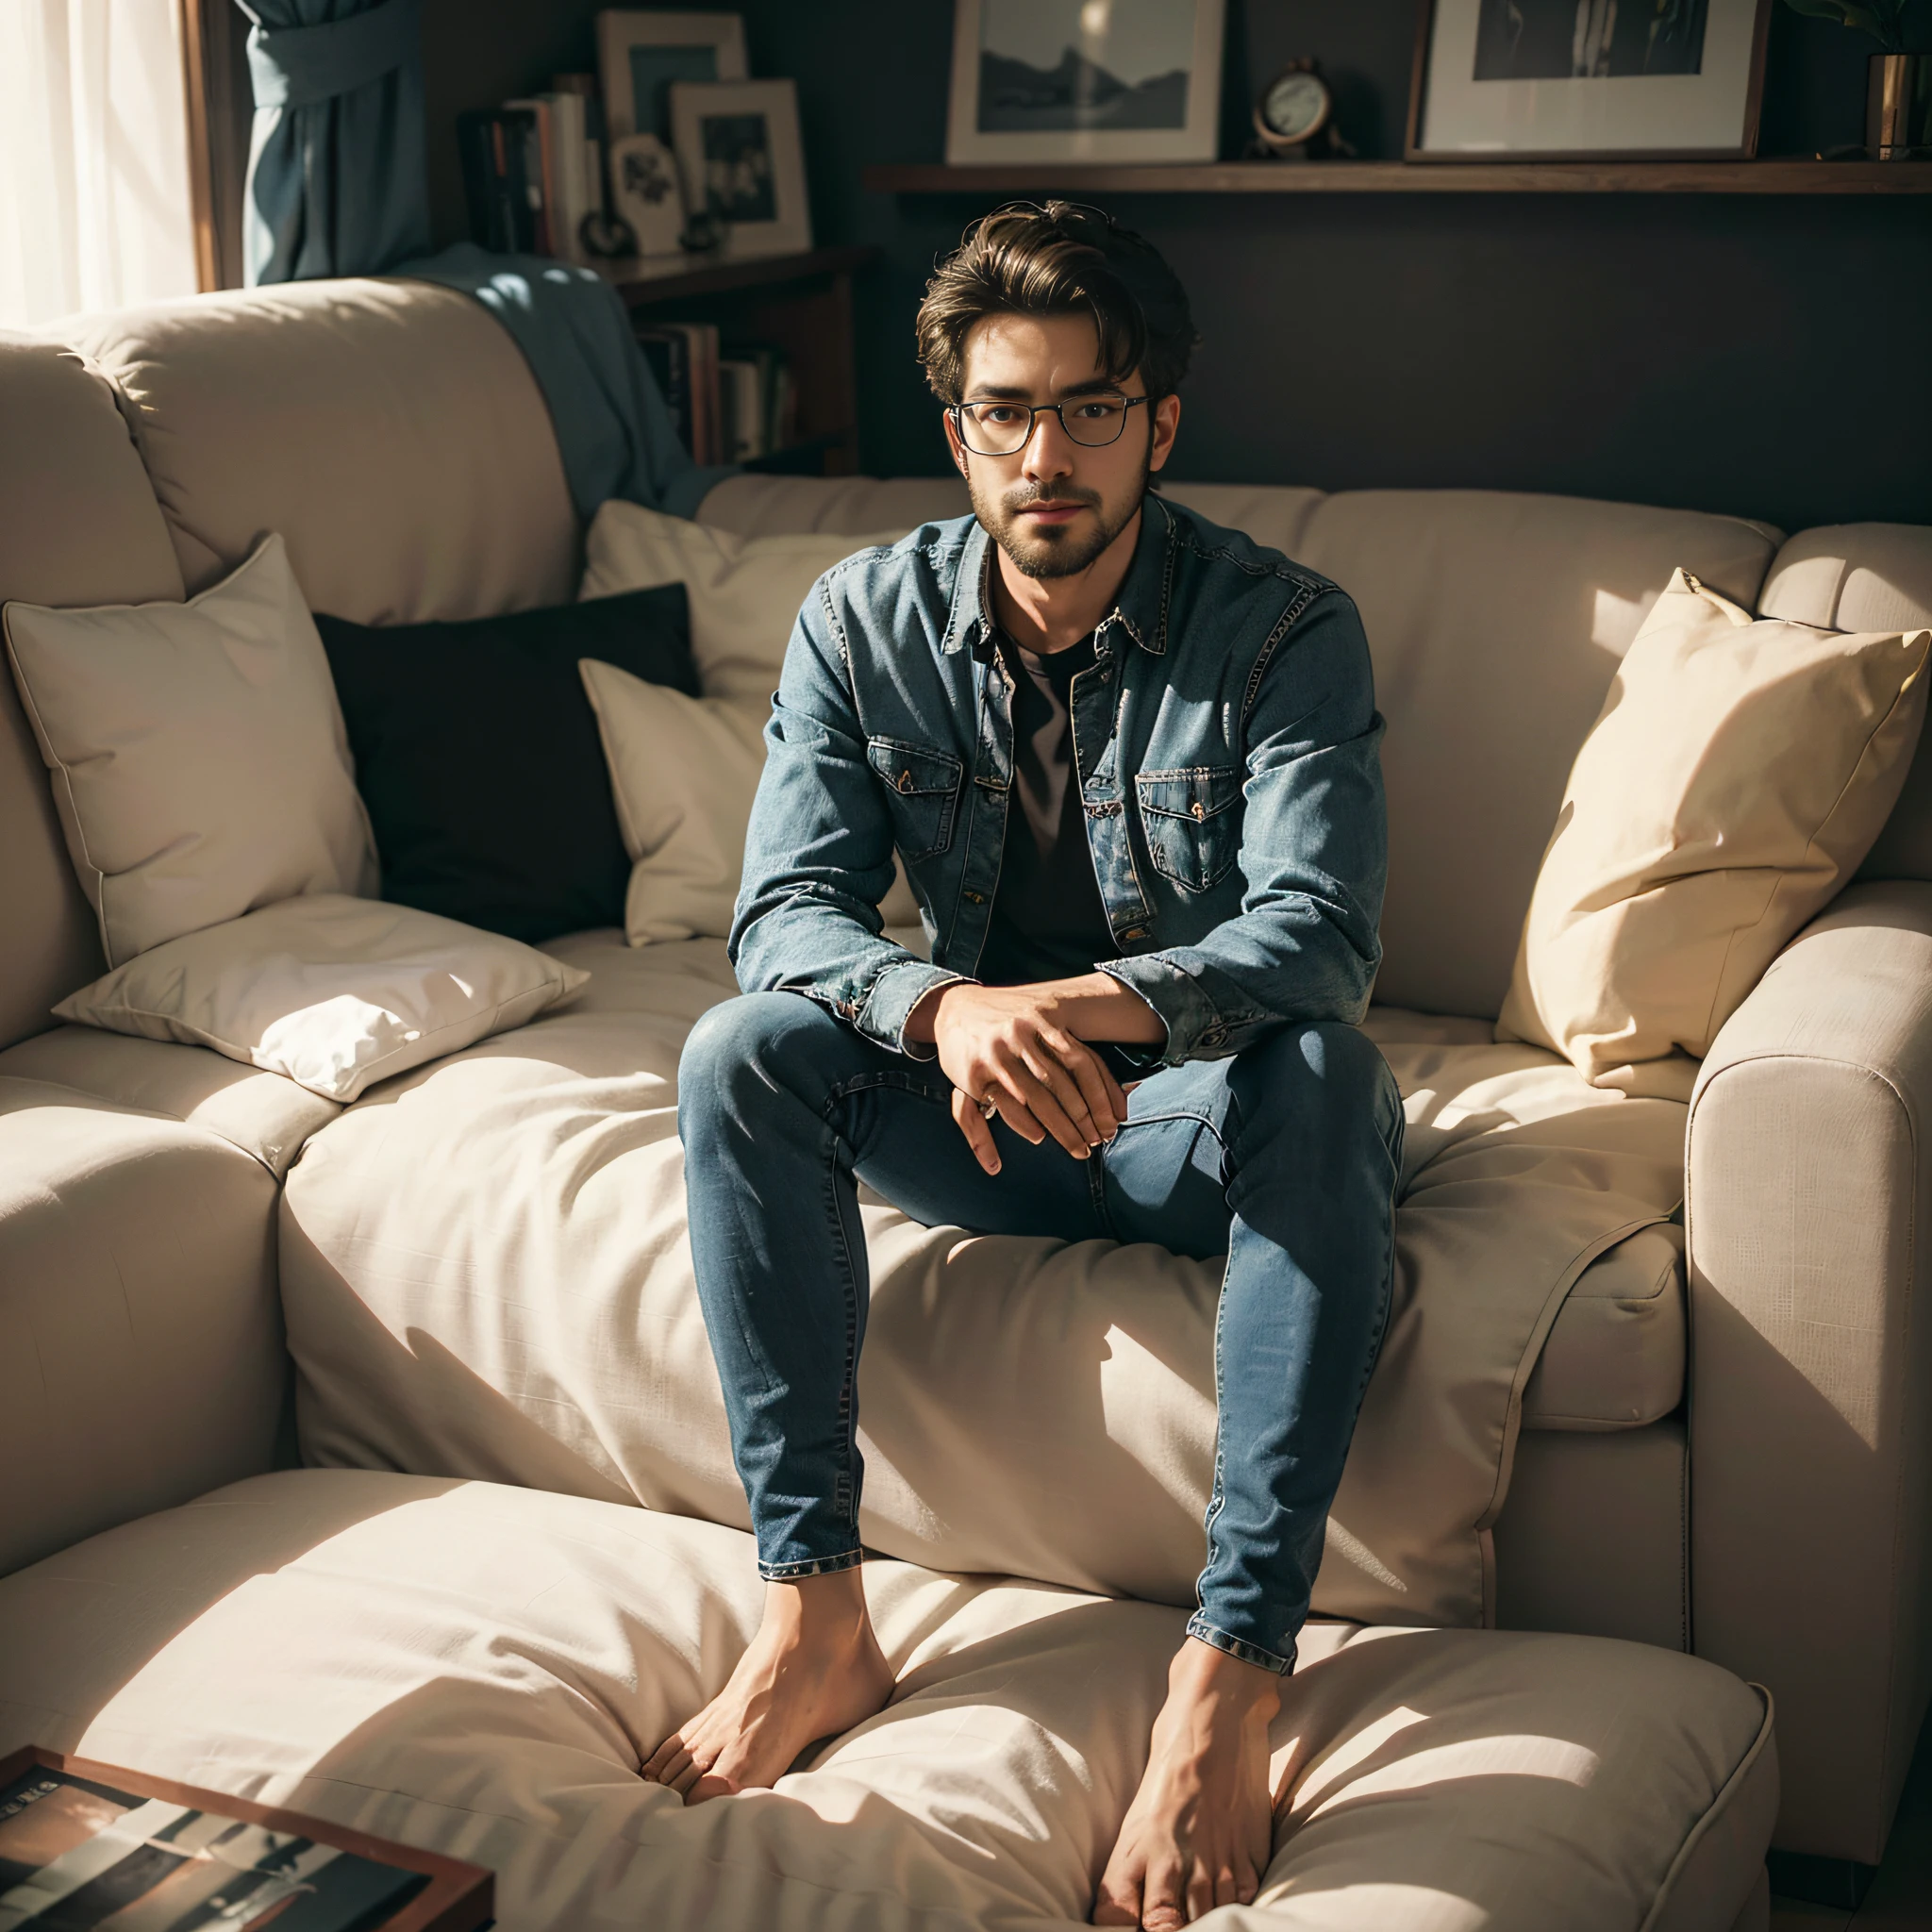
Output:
(0, 1750), (491, 1932)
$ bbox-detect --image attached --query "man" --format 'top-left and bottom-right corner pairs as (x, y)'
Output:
(652, 202), (1402, 1931)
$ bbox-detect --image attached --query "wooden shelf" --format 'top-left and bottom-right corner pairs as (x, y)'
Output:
(864, 160), (1932, 197)
(598, 244), (877, 310)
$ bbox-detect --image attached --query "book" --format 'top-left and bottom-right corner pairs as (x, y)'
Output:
(457, 110), (516, 253)
(0, 1748), (490, 1931)
(717, 358), (763, 463)
(637, 329), (691, 455)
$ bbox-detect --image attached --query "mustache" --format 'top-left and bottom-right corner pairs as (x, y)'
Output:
(1004, 483), (1102, 512)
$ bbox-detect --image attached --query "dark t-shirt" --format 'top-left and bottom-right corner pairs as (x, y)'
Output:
(974, 631), (1118, 987)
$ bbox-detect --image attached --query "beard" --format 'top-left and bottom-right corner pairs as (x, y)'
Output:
(968, 441), (1151, 582)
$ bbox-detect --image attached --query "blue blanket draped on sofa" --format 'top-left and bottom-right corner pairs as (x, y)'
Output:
(397, 244), (738, 522)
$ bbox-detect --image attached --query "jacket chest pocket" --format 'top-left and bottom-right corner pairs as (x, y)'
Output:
(1136, 766), (1241, 892)
(869, 738), (964, 861)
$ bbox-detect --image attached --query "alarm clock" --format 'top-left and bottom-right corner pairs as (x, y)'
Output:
(1254, 59), (1333, 154)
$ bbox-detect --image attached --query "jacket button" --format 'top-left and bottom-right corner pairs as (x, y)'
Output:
(1191, 800), (1205, 820)
(897, 771), (913, 792)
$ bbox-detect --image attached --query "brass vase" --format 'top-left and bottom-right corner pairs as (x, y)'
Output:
(1868, 53), (1932, 159)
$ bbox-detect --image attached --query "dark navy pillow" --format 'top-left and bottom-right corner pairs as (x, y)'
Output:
(317, 585), (694, 944)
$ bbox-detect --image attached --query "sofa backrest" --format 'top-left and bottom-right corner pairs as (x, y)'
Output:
(6, 282), (1930, 1038)
(0, 335), (184, 1047)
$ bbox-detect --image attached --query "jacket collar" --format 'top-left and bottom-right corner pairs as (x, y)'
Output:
(942, 492), (1177, 659)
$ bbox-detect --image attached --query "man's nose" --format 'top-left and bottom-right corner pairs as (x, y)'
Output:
(1021, 409), (1075, 481)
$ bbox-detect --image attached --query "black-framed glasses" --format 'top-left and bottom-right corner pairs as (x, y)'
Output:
(951, 393), (1151, 457)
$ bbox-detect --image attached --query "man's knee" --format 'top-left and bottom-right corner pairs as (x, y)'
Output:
(678, 991), (848, 1120)
(1232, 1021), (1400, 1162)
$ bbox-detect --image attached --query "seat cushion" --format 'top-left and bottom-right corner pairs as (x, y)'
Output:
(280, 937), (1686, 1633)
(0, 1024), (337, 1178)
(0, 1079), (283, 1578)
(0, 1469), (1775, 1932)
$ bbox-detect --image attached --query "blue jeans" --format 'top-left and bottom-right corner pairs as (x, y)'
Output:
(676, 992), (1403, 1674)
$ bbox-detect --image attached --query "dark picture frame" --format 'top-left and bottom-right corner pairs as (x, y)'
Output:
(1407, 0), (1772, 161)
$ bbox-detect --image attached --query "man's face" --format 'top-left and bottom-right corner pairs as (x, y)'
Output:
(944, 312), (1179, 582)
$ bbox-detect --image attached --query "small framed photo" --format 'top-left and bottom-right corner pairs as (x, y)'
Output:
(945, 0), (1225, 165)
(1407, 0), (1772, 160)
(596, 8), (747, 143)
(671, 78), (812, 258)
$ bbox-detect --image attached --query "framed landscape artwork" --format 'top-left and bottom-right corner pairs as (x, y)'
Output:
(945, 0), (1226, 165)
(596, 9), (747, 143)
(670, 79), (812, 258)
(1407, 0), (1772, 158)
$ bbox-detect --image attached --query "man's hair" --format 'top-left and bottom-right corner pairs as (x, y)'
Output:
(914, 201), (1198, 408)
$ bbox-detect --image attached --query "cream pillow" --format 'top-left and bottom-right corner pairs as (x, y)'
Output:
(579, 658), (918, 944)
(3, 533), (376, 967)
(579, 501), (907, 701)
(55, 893), (588, 1102)
(1500, 569), (1931, 1093)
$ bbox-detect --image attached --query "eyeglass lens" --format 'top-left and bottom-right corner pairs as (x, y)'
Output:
(956, 397), (1140, 455)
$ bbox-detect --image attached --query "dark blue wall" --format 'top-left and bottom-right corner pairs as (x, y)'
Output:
(428, 1), (1932, 533)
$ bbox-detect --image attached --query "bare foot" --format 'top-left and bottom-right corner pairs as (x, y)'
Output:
(641, 1567), (895, 1803)
(1091, 1636), (1281, 1929)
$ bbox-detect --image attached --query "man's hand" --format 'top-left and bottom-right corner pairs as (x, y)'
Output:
(905, 974), (1164, 1174)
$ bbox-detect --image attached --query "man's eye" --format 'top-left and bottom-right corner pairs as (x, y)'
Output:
(1075, 401), (1123, 420)
(975, 405), (1022, 424)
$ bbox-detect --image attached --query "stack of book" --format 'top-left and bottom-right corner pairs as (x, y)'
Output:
(639, 325), (797, 465)
(458, 79), (599, 263)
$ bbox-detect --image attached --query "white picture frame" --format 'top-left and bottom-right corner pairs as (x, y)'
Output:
(670, 78), (812, 259)
(596, 9), (748, 143)
(945, 0), (1225, 165)
(1407, 0), (1771, 160)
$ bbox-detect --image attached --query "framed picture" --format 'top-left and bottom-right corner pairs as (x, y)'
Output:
(596, 9), (747, 142)
(1407, 0), (1771, 159)
(608, 132), (685, 256)
(945, 0), (1225, 165)
(670, 78), (811, 258)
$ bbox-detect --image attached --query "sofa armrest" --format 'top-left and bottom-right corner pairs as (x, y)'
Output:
(1687, 879), (1932, 1863)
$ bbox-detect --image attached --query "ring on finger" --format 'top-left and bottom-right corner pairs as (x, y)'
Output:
(977, 1090), (999, 1120)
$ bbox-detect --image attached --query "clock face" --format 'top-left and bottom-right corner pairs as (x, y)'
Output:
(1263, 71), (1328, 143)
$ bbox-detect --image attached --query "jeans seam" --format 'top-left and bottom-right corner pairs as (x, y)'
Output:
(821, 1115), (865, 1556)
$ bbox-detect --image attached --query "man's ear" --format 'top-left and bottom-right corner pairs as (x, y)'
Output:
(941, 406), (970, 478)
(1148, 392), (1181, 475)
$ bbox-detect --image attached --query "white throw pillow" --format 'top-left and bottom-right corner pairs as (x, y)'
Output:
(3, 533), (376, 967)
(579, 501), (907, 701)
(55, 894), (588, 1102)
(579, 657), (918, 944)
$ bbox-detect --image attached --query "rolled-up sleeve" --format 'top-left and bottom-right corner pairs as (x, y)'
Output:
(1098, 590), (1387, 1065)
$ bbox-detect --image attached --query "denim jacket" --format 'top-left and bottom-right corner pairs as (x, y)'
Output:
(730, 494), (1388, 1067)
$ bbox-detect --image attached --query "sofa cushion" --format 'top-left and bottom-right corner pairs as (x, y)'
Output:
(316, 584), (698, 944)
(279, 934), (1685, 1633)
(0, 1080), (283, 1580)
(51, 279), (579, 624)
(4, 534), (377, 967)
(0, 1025), (337, 1178)
(1521, 1225), (1684, 1431)
(0, 334), (186, 1049)
(0, 1469), (1775, 1932)
(581, 502), (908, 703)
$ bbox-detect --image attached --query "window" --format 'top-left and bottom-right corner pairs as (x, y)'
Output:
(0, 0), (202, 327)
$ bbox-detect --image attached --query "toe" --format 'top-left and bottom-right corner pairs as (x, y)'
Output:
(1139, 1857), (1188, 1932)
(641, 1733), (687, 1783)
(1090, 1858), (1143, 1927)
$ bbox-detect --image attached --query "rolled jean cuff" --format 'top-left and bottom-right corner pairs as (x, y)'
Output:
(758, 1548), (865, 1582)
(1186, 1612), (1295, 1676)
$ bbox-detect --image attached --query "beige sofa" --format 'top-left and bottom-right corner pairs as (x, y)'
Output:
(0, 277), (1926, 1922)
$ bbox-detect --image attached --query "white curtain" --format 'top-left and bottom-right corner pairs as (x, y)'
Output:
(0, 0), (200, 328)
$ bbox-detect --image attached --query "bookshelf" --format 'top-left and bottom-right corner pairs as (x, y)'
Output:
(601, 245), (878, 475)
